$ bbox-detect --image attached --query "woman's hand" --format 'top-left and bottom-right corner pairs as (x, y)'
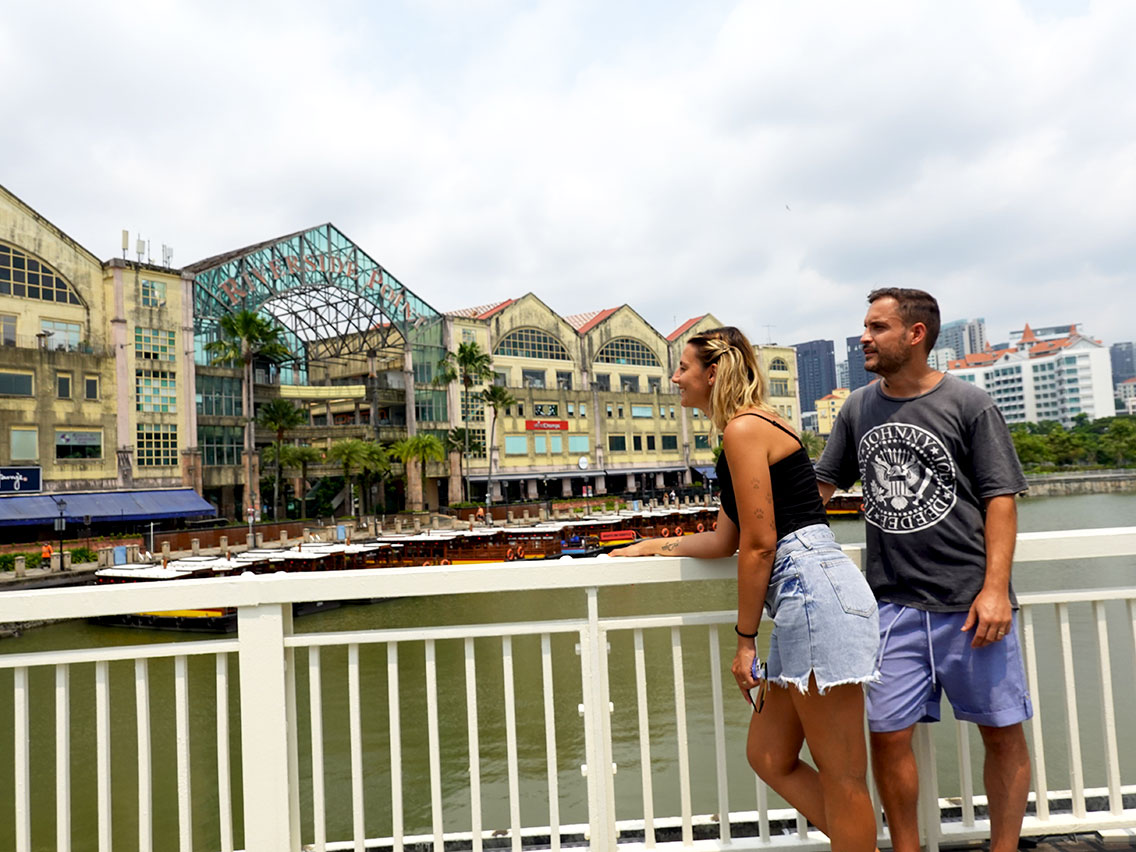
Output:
(610, 538), (668, 557)
(731, 638), (760, 691)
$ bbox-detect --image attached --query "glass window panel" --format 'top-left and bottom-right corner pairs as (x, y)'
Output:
(494, 328), (570, 360)
(10, 428), (38, 460)
(608, 435), (627, 452)
(549, 435), (562, 453)
(594, 338), (661, 367)
(0, 371), (33, 395)
(534, 435), (547, 453)
(568, 435), (589, 453)
(55, 430), (102, 460)
(504, 436), (528, 455)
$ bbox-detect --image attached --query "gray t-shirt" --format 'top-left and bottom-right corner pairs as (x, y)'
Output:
(815, 374), (1027, 612)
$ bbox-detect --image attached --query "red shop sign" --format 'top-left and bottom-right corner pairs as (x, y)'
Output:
(525, 420), (568, 431)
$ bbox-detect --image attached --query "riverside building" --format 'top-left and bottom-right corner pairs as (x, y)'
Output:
(947, 323), (1114, 426)
(2, 184), (803, 523)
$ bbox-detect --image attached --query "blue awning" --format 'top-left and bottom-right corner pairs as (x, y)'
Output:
(692, 465), (718, 480)
(0, 489), (216, 526)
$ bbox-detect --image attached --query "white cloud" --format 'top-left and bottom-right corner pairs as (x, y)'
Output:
(2, 0), (1133, 349)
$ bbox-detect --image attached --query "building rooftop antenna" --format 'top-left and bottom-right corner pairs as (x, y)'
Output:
(761, 324), (776, 345)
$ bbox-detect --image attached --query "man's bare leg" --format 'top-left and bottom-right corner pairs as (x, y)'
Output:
(870, 726), (921, 852)
(979, 723), (1030, 852)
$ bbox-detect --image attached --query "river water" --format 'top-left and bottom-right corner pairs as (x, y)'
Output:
(1, 492), (1134, 851)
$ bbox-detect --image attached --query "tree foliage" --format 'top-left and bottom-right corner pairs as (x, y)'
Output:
(1009, 415), (1136, 469)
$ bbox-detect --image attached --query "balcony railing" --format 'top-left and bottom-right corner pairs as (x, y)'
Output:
(1, 528), (1134, 852)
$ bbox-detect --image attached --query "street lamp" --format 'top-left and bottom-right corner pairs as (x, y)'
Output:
(55, 498), (67, 567)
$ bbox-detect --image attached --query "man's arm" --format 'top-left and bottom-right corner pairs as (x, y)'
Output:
(961, 494), (1016, 648)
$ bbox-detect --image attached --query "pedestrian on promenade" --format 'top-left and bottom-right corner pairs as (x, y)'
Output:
(814, 288), (1032, 852)
(613, 326), (880, 852)
(41, 542), (53, 563)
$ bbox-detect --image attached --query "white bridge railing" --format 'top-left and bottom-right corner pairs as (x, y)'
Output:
(1, 527), (1135, 852)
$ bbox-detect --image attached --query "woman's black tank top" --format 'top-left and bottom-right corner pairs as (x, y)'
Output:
(715, 413), (829, 541)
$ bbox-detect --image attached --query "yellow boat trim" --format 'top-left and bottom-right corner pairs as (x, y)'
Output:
(139, 610), (227, 618)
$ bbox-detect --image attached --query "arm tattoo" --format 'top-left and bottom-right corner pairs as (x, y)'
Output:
(661, 541), (680, 554)
(752, 507), (765, 520)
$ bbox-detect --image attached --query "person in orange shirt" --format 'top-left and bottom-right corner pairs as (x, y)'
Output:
(41, 542), (53, 562)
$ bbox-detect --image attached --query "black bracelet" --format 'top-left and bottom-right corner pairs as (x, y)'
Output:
(734, 624), (759, 638)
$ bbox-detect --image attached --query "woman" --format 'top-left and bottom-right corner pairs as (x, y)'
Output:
(613, 327), (879, 852)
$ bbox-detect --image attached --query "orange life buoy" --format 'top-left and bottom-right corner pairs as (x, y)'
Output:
(423, 560), (432, 567)
(674, 526), (683, 536)
(696, 522), (705, 533)
(712, 520), (717, 531)
(440, 558), (451, 565)
(660, 527), (670, 537)
(506, 548), (515, 561)
(516, 544), (525, 558)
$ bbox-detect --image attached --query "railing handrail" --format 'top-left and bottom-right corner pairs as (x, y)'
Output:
(1, 526), (1133, 623)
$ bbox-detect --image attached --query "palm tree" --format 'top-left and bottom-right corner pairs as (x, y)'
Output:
(288, 445), (324, 518)
(204, 310), (293, 518)
(444, 427), (484, 504)
(390, 433), (445, 512)
(257, 397), (307, 521)
(435, 341), (494, 503)
(328, 438), (370, 518)
(481, 384), (516, 507)
(358, 441), (391, 514)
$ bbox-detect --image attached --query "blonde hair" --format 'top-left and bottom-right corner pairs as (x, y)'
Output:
(686, 326), (777, 432)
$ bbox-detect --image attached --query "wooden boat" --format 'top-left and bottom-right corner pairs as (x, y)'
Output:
(826, 491), (864, 517)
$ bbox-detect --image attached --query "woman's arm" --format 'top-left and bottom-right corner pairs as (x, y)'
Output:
(610, 509), (739, 558)
(724, 416), (780, 690)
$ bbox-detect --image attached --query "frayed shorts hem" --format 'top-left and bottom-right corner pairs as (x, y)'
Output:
(768, 669), (881, 696)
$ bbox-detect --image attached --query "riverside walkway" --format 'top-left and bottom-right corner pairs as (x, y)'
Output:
(1, 527), (1135, 852)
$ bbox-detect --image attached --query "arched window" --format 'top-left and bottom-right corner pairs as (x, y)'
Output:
(769, 357), (789, 372)
(494, 328), (570, 360)
(0, 242), (82, 305)
(594, 337), (661, 367)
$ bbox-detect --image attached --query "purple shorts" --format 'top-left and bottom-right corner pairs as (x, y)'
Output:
(867, 602), (1033, 733)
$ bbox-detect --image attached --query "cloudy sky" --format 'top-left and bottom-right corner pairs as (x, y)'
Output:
(3, 0), (1134, 354)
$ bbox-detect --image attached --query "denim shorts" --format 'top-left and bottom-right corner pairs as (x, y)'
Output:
(866, 602), (1033, 732)
(762, 524), (881, 694)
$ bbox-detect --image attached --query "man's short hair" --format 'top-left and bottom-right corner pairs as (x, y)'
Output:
(867, 288), (940, 352)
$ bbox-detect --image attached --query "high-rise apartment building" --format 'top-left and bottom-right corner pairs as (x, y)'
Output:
(793, 339), (836, 412)
(948, 323), (1113, 426)
(845, 336), (870, 391)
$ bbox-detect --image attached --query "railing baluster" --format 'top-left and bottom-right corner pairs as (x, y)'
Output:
(955, 719), (975, 826)
(307, 647), (326, 852)
(707, 626), (730, 843)
(216, 653), (234, 852)
(502, 635), (522, 852)
(914, 724), (939, 852)
(56, 664), (71, 852)
(670, 626), (693, 845)
(756, 775), (770, 843)
(464, 637), (483, 852)
(541, 633), (561, 852)
(96, 659), (112, 852)
(388, 641), (404, 852)
(796, 812), (808, 839)
(174, 655), (193, 852)
(136, 659), (152, 852)
(1056, 602), (1086, 817)
(425, 639), (445, 850)
(1092, 601), (1122, 814)
(348, 643), (365, 851)
(14, 666), (30, 852)
(633, 629), (656, 848)
(1020, 606), (1049, 821)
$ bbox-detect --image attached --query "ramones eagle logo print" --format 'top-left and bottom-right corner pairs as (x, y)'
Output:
(857, 423), (957, 534)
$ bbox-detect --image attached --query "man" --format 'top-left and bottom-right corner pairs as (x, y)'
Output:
(814, 288), (1032, 852)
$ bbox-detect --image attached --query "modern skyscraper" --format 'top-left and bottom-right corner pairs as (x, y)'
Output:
(845, 335), (870, 391)
(836, 360), (849, 390)
(793, 339), (836, 412)
(1111, 341), (1135, 385)
(938, 318), (987, 359)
